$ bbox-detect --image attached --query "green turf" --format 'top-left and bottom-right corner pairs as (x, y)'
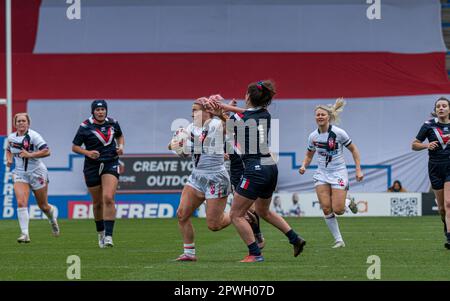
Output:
(0, 216), (449, 280)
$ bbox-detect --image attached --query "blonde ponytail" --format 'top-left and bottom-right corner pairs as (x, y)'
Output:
(315, 97), (346, 124)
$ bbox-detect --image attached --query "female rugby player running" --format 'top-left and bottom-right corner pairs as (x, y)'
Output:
(72, 100), (124, 248)
(205, 80), (306, 262)
(169, 98), (232, 261)
(299, 98), (363, 248)
(6, 113), (59, 243)
(412, 97), (450, 249)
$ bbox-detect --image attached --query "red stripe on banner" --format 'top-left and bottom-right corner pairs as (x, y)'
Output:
(0, 0), (41, 135)
(1, 52), (449, 101)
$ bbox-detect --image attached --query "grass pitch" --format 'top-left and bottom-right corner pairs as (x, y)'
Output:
(0, 216), (449, 281)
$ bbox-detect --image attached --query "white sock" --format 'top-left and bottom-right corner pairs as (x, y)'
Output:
(184, 243), (195, 256)
(324, 213), (343, 242)
(43, 205), (55, 222)
(345, 198), (350, 208)
(17, 207), (30, 236)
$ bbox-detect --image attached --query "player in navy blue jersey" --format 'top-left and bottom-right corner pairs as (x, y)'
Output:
(205, 81), (306, 262)
(225, 103), (265, 250)
(413, 97), (450, 249)
(72, 100), (124, 248)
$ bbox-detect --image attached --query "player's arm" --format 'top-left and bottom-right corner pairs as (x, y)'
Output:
(411, 139), (438, 151)
(19, 144), (50, 159)
(346, 143), (364, 182)
(219, 103), (246, 114)
(412, 123), (439, 151)
(116, 135), (124, 155)
(298, 149), (315, 175)
(6, 148), (12, 167)
(72, 144), (100, 160)
(21, 147), (50, 159)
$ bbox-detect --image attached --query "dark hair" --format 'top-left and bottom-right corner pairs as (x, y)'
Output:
(393, 180), (402, 189)
(431, 97), (450, 118)
(247, 80), (276, 108)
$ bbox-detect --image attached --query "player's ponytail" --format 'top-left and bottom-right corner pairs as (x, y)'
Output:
(315, 97), (346, 125)
(330, 97), (346, 124)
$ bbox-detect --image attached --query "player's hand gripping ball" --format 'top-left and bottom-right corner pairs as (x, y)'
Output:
(171, 128), (189, 157)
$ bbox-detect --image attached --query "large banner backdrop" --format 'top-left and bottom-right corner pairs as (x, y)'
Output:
(1, 0), (450, 218)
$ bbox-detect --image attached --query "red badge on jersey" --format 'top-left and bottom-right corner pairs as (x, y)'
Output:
(328, 138), (335, 149)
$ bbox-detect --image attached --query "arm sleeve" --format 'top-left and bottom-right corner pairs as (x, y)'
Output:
(114, 121), (123, 138)
(72, 127), (85, 146)
(32, 131), (48, 150)
(6, 135), (11, 151)
(415, 123), (428, 142)
(307, 134), (316, 151)
(339, 129), (352, 147)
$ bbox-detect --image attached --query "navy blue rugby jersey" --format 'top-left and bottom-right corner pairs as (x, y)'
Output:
(416, 118), (450, 163)
(230, 108), (271, 161)
(73, 116), (123, 162)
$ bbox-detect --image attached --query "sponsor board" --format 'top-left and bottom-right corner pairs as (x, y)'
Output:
(421, 192), (439, 216)
(197, 192), (422, 218)
(269, 192), (422, 217)
(0, 193), (181, 219)
(118, 154), (193, 193)
(68, 201), (174, 219)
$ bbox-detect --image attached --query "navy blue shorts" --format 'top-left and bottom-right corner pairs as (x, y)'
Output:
(84, 159), (120, 188)
(235, 159), (278, 200)
(428, 161), (450, 190)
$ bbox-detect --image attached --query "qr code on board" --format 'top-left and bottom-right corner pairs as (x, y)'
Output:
(390, 197), (418, 216)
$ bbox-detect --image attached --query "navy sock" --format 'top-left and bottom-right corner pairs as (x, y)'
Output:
(104, 220), (115, 237)
(250, 212), (261, 235)
(285, 229), (299, 245)
(248, 242), (261, 256)
(442, 217), (447, 234)
(95, 220), (105, 232)
(446, 232), (450, 242)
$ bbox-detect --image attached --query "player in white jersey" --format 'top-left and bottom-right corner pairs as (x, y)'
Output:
(169, 98), (232, 261)
(299, 98), (363, 248)
(6, 113), (60, 243)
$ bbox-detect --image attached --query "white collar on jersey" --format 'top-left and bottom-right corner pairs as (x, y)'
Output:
(246, 106), (263, 111)
(434, 117), (450, 125)
(89, 116), (109, 124)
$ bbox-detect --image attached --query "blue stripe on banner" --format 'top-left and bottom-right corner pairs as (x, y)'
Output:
(0, 136), (16, 219)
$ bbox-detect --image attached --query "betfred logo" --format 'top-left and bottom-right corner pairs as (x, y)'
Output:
(68, 201), (174, 219)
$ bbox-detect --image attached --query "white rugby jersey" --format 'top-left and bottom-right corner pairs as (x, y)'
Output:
(185, 117), (225, 171)
(7, 129), (48, 172)
(307, 125), (352, 172)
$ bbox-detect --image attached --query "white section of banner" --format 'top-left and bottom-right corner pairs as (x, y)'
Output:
(28, 95), (442, 195)
(270, 192), (422, 217)
(196, 192), (422, 217)
(35, 0), (445, 54)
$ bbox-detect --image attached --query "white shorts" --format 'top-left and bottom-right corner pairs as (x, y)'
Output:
(187, 168), (231, 199)
(313, 169), (349, 190)
(13, 166), (49, 191)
